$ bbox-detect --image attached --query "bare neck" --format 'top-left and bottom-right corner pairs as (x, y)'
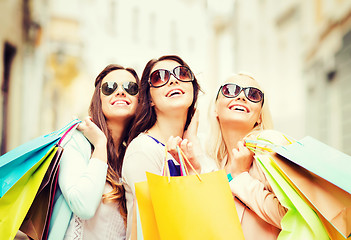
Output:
(107, 118), (129, 149)
(147, 111), (187, 145)
(220, 122), (251, 161)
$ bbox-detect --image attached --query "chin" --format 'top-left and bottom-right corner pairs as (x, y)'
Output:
(221, 116), (251, 125)
(108, 111), (135, 120)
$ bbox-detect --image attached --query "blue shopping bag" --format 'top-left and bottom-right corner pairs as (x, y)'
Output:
(0, 119), (80, 197)
(272, 136), (351, 194)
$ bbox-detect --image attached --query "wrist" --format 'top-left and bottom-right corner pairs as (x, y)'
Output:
(227, 173), (233, 182)
(94, 138), (107, 149)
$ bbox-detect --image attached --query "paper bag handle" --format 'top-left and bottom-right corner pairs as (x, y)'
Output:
(58, 120), (81, 146)
(162, 145), (202, 182)
(176, 146), (202, 181)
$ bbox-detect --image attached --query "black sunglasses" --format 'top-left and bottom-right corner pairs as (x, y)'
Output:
(216, 83), (264, 104)
(149, 66), (194, 88)
(100, 81), (139, 96)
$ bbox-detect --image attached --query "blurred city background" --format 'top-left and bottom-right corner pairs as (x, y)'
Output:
(1, 0), (351, 161)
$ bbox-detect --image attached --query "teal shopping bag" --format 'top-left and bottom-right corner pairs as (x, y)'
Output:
(272, 136), (351, 194)
(0, 119), (80, 197)
(0, 146), (56, 240)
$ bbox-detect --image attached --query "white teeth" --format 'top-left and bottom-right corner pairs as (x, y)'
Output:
(230, 105), (247, 112)
(167, 89), (183, 97)
(113, 100), (128, 106)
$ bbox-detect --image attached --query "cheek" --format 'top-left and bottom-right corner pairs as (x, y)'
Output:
(130, 96), (139, 111)
(100, 98), (109, 115)
(149, 90), (159, 105)
(187, 84), (195, 102)
(215, 102), (227, 119)
(251, 105), (262, 120)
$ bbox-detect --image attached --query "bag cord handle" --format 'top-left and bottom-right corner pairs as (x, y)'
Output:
(162, 145), (202, 182)
(58, 121), (80, 146)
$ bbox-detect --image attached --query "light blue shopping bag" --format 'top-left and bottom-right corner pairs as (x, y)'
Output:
(272, 136), (351, 194)
(0, 119), (80, 197)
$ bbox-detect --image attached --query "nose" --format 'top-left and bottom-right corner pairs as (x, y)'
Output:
(235, 90), (246, 101)
(114, 84), (126, 96)
(168, 73), (179, 86)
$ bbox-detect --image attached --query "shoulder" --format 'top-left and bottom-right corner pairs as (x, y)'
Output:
(64, 129), (90, 146)
(125, 133), (162, 156)
(61, 129), (92, 158)
(123, 133), (164, 172)
(256, 130), (291, 146)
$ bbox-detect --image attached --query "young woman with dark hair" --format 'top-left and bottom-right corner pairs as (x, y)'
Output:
(48, 64), (139, 240)
(122, 55), (208, 238)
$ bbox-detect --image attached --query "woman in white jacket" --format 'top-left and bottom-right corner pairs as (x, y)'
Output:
(48, 64), (139, 240)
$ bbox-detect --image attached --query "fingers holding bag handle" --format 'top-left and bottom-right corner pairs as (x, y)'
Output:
(177, 146), (202, 181)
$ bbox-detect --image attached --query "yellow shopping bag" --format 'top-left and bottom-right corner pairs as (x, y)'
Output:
(135, 181), (160, 240)
(136, 146), (244, 240)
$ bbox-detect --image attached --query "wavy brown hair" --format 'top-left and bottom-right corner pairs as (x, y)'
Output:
(89, 64), (139, 224)
(128, 55), (201, 144)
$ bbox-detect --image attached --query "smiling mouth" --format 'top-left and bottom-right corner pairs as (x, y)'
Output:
(229, 105), (249, 112)
(166, 89), (184, 97)
(112, 100), (130, 106)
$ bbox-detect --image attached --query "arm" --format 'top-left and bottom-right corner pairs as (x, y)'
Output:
(229, 163), (287, 228)
(59, 118), (108, 219)
(226, 140), (286, 228)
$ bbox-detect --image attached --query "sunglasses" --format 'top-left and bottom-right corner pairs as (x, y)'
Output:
(216, 83), (264, 103)
(100, 81), (139, 96)
(149, 66), (194, 88)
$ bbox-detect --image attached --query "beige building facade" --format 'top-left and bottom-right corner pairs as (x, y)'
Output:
(233, 0), (351, 154)
(2, 0), (350, 156)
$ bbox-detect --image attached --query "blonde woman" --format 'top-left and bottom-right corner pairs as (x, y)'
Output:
(207, 73), (287, 240)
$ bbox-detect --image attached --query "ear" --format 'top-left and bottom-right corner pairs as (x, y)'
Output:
(150, 100), (155, 107)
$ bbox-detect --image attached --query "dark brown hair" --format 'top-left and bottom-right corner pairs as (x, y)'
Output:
(128, 55), (201, 144)
(89, 64), (139, 223)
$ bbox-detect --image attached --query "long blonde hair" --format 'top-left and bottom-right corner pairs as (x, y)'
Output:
(206, 73), (273, 167)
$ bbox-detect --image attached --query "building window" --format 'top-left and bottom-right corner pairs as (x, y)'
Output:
(1, 42), (16, 155)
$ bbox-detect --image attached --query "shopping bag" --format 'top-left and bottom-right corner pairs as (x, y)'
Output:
(272, 136), (351, 194)
(0, 119), (79, 240)
(134, 149), (178, 240)
(131, 199), (144, 240)
(246, 136), (351, 239)
(0, 146), (57, 240)
(0, 119), (80, 197)
(270, 153), (351, 239)
(19, 145), (63, 240)
(135, 180), (160, 240)
(254, 154), (330, 240)
(143, 146), (244, 240)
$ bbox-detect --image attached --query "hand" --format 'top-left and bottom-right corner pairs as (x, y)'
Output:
(77, 117), (107, 149)
(166, 136), (182, 163)
(166, 136), (202, 174)
(225, 141), (254, 178)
